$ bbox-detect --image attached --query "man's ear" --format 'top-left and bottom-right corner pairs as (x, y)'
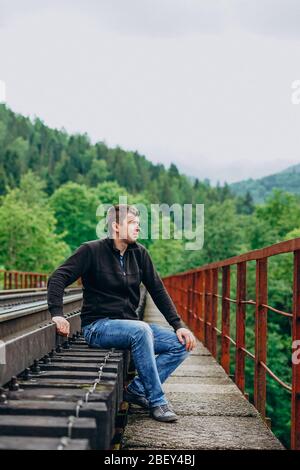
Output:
(112, 221), (119, 234)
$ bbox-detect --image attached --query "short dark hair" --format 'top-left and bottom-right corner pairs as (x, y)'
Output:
(106, 204), (139, 236)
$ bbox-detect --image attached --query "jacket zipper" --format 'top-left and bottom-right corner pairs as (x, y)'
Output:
(123, 251), (128, 312)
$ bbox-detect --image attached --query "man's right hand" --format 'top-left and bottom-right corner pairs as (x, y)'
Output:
(52, 316), (70, 336)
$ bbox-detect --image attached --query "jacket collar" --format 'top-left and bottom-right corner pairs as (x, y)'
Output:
(105, 235), (139, 253)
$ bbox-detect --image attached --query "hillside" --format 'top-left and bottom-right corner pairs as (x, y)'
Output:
(0, 104), (200, 203)
(229, 163), (300, 203)
(2, 103), (298, 207)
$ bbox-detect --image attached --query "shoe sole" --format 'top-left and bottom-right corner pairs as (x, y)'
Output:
(150, 414), (178, 422)
(129, 402), (149, 410)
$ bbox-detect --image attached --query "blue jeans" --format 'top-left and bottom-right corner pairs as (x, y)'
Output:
(82, 318), (190, 407)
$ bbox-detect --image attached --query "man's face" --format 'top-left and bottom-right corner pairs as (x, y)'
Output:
(117, 213), (140, 243)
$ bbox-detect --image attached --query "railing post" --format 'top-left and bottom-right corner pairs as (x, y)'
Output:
(204, 270), (212, 351)
(254, 257), (268, 419)
(190, 273), (197, 332)
(221, 266), (230, 374)
(184, 274), (188, 322)
(179, 276), (182, 315)
(199, 271), (205, 343)
(175, 277), (180, 313)
(187, 273), (193, 327)
(235, 261), (246, 393)
(14, 272), (18, 289)
(211, 268), (218, 359)
(195, 271), (205, 343)
(180, 274), (185, 321)
(291, 250), (300, 450)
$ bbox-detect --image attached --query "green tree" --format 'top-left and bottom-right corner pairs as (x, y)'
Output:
(87, 159), (109, 186)
(0, 173), (68, 271)
(50, 182), (99, 250)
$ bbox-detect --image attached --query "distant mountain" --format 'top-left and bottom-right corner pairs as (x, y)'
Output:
(229, 163), (300, 203)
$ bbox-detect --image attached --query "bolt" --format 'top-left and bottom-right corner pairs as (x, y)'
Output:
(9, 376), (19, 391)
(42, 354), (50, 364)
(0, 387), (7, 403)
(31, 360), (41, 374)
(22, 368), (32, 380)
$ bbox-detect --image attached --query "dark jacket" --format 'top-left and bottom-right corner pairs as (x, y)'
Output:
(47, 236), (185, 331)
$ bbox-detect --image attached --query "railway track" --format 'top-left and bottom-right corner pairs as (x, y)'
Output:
(0, 286), (147, 450)
(0, 287), (82, 309)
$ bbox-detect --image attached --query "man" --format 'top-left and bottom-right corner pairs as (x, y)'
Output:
(47, 204), (196, 422)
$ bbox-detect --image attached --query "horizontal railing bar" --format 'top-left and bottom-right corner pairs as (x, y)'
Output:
(261, 303), (293, 318)
(240, 347), (255, 360)
(189, 293), (291, 317)
(260, 361), (292, 392)
(164, 237), (300, 278)
(223, 333), (236, 346)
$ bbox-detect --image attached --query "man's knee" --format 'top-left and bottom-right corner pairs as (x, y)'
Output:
(131, 321), (154, 340)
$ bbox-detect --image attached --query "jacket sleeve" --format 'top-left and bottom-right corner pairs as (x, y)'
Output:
(47, 243), (91, 318)
(141, 247), (185, 332)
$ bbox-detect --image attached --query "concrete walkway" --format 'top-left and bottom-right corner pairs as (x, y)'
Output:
(122, 294), (285, 450)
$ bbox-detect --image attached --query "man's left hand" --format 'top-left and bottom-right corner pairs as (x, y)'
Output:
(176, 328), (196, 351)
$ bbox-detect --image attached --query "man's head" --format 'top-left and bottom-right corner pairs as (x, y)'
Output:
(106, 204), (140, 244)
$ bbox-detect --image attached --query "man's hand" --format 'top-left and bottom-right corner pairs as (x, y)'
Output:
(176, 327), (196, 351)
(52, 316), (70, 336)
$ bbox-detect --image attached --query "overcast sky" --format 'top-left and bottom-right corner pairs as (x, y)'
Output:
(1, 0), (300, 184)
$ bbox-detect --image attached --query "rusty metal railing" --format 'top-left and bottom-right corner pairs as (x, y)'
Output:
(0, 269), (49, 290)
(0, 269), (82, 290)
(163, 237), (300, 450)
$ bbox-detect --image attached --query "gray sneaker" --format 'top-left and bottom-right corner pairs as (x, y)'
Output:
(149, 403), (178, 422)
